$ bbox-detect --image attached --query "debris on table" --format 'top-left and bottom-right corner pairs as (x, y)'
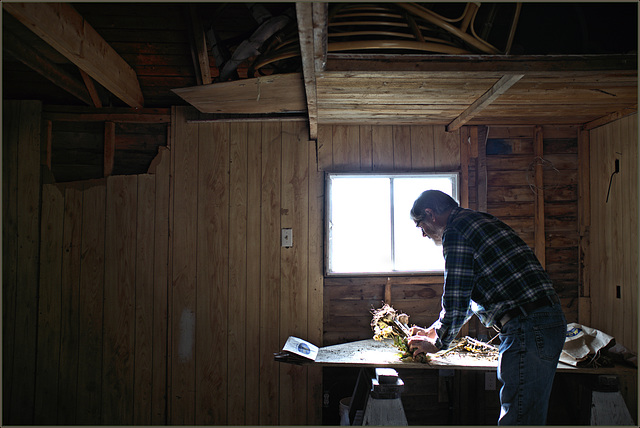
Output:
(370, 303), (499, 364)
(370, 303), (427, 362)
(432, 336), (499, 362)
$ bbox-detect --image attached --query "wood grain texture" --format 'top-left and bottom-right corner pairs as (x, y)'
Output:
(134, 174), (156, 424)
(35, 185), (64, 424)
(245, 122), (262, 425)
(2, 101), (20, 424)
(11, 101), (42, 425)
(170, 107), (198, 424)
(279, 121), (311, 425)
(259, 121), (282, 424)
(196, 121), (230, 424)
(151, 147), (170, 425)
(57, 187), (83, 425)
(3, 2), (144, 108)
(228, 122), (248, 424)
(77, 181), (106, 424)
(103, 175), (137, 424)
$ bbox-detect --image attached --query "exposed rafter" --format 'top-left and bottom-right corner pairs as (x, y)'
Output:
(447, 73), (524, 132)
(3, 28), (94, 106)
(3, 2), (144, 109)
(296, 2), (328, 140)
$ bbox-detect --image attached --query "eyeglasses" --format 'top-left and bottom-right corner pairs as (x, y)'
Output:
(414, 218), (424, 227)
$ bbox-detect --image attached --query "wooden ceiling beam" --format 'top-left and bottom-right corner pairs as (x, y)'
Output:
(326, 53), (638, 73)
(582, 105), (638, 130)
(187, 4), (212, 85)
(447, 73), (524, 132)
(3, 28), (94, 106)
(3, 2), (144, 109)
(296, 2), (328, 140)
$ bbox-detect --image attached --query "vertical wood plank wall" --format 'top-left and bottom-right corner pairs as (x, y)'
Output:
(31, 153), (171, 425)
(3, 100), (42, 425)
(168, 107), (323, 425)
(589, 114), (638, 352)
(3, 101), (636, 425)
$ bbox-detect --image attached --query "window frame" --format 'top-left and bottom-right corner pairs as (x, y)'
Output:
(324, 170), (460, 277)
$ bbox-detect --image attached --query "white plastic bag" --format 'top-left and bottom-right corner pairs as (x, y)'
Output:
(560, 323), (614, 367)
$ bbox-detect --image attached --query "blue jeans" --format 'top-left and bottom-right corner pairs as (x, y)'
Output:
(496, 303), (566, 425)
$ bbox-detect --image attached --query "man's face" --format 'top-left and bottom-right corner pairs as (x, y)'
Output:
(416, 215), (443, 246)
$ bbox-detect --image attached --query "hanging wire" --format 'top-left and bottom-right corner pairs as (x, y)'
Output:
(526, 156), (561, 196)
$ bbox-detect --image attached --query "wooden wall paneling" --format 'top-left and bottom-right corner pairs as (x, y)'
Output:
(332, 125), (360, 171)
(58, 186), (83, 424)
(393, 126), (411, 170)
(459, 126), (470, 208)
(410, 125), (435, 171)
(609, 121), (625, 345)
(228, 122), (248, 424)
(434, 126), (460, 170)
(170, 107), (198, 424)
(372, 125), (394, 170)
(102, 175), (137, 424)
(588, 126), (603, 330)
(279, 120), (310, 425)
(621, 115), (638, 351)
(589, 122), (616, 338)
(475, 126), (487, 212)
(195, 121), (230, 424)
(34, 185), (64, 424)
(76, 181), (106, 424)
(2, 101), (19, 424)
(104, 121), (115, 177)
(307, 130), (324, 425)
(134, 174), (156, 424)
(317, 124), (333, 171)
(533, 126), (546, 267)
(359, 125), (373, 170)
(245, 122), (263, 425)
(260, 121), (282, 424)
(151, 147), (170, 425)
(9, 101), (42, 425)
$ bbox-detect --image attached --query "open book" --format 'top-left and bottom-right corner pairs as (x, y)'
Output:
(274, 336), (319, 365)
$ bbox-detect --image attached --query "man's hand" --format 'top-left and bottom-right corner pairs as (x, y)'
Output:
(407, 335), (439, 356)
(407, 326), (439, 356)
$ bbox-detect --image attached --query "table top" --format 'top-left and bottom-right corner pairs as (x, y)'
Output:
(314, 339), (637, 375)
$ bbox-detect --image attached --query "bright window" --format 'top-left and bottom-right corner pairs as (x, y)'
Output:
(326, 172), (459, 275)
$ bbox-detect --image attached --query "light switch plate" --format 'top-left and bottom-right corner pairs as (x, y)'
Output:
(281, 228), (293, 247)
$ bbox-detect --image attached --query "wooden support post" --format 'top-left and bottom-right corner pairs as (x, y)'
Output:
(45, 120), (53, 170)
(578, 127), (591, 325)
(79, 70), (103, 108)
(104, 121), (115, 177)
(384, 277), (392, 305)
(533, 126), (545, 268)
(476, 126), (488, 212)
(459, 127), (470, 209)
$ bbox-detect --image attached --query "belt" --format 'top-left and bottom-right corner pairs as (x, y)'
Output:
(498, 294), (560, 329)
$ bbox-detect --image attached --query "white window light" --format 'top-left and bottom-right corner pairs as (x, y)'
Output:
(325, 172), (459, 275)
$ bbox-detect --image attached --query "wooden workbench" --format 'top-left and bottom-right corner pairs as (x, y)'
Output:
(314, 338), (637, 375)
(311, 339), (637, 425)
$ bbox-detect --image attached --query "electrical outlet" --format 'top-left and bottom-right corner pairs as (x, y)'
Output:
(485, 372), (496, 391)
(281, 228), (293, 247)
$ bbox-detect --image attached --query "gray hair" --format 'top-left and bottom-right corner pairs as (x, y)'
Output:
(410, 190), (458, 222)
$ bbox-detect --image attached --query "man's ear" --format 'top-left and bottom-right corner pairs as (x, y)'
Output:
(424, 208), (435, 222)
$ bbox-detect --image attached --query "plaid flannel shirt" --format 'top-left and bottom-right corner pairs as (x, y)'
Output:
(430, 207), (556, 349)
